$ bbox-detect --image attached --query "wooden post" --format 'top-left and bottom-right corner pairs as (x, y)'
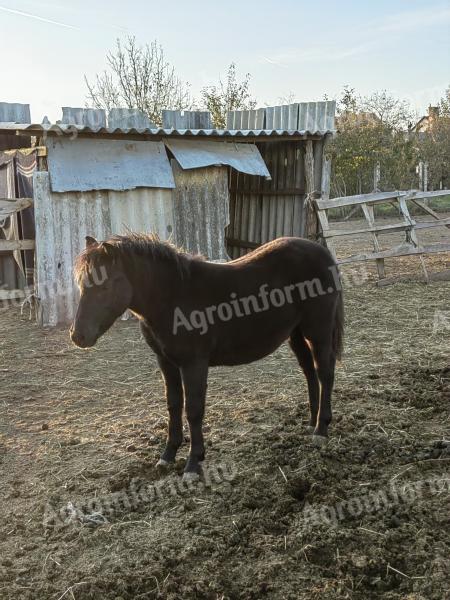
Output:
(423, 162), (428, 192)
(360, 203), (386, 280)
(304, 140), (317, 240)
(373, 162), (380, 192)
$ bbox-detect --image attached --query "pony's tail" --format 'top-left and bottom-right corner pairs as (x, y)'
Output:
(333, 289), (344, 361)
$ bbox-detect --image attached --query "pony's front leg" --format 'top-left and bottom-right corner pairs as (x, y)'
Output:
(180, 361), (208, 481)
(156, 355), (183, 467)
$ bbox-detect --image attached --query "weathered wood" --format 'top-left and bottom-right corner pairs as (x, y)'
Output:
(414, 218), (450, 230)
(410, 199), (450, 229)
(0, 289), (25, 300)
(0, 198), (33, 218)
(376, 269), (450, 287)
(317, 188), (450, 210)
(318, 190), (406, 210)
(323, 217), (450, 238)
(361, 202), (385, 279)
(304, 140), (319, 241)
(0, 239), (35, 251)
(338, 242), (450, 264)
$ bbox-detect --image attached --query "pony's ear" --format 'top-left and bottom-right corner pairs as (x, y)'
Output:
(85, 236), (98, 248)
(100, 242), (117, 257)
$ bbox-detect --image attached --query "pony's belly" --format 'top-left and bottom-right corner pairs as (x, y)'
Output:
(209, 331), (289, 367)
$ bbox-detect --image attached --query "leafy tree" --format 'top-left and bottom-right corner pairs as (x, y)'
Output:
(85, 36), (191, 126)
(418, 85), (450, 189)
(330, 87), (418, 197)
(201, 63), (256, 128)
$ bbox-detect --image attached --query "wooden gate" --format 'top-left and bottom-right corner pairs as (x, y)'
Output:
(315, 189), (450, 283)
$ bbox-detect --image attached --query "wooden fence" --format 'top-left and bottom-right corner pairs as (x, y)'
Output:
(315, 189), (450, 283)
(0, 197), (35, 300)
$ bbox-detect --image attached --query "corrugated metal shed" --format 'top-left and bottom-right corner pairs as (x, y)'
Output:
(1, 101), (335, 327)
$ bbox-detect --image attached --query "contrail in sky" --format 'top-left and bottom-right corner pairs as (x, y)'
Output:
(0, 5), (79, 29)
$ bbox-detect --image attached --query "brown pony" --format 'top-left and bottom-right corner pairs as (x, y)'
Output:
(71, 234), (343, 480)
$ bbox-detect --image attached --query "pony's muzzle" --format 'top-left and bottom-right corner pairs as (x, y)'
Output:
(70, 325), (95, 348)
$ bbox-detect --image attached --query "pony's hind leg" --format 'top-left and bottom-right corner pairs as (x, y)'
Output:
(289, 327), (320, 431)
(157, 355), (184, 467)
(309, 334), (336, 445)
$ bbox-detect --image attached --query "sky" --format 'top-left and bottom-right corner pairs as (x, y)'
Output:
(0, 0), (449, 123)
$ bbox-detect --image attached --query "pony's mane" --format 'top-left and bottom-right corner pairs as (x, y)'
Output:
(74, 233), (201, 283)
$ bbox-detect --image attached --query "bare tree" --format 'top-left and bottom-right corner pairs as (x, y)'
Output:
(437, 84), (450, 116)
(85, 37), (191, 126)
(361, 90), (413, 130)
(201, 63), (256, 128)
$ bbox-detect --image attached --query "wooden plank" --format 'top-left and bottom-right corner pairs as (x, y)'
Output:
(361, 202), (385, 279)
(410, 199), (450, 229)
(338, 242), (450, 264)
(318, 190), (404, 210)
(376, 270), (450, 287)
(317, 209), (337, 259)
(0, 198), (33, 218)
(0, 289), (25, 300)
(394, 195), (430, 280)
(0, 239), (35, 251)
(324, 221), (412, 237)
(408, 189), (449, 200)
(324, 218), (450, 238)
(414, 218), (450, 230)
(318, 188), (450, 210)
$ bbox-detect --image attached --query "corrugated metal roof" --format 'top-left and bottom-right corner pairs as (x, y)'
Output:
(0, 122), (333, 139)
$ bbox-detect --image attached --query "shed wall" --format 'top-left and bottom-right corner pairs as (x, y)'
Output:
(33, 166), (231, 326)
(33, 172), (174, 326)
(226, 141), (308, 258)
(171, 162), (230, 260)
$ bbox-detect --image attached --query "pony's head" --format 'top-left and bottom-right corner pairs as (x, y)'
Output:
(70, 236), (133, 348)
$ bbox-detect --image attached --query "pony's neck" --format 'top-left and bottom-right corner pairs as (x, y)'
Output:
(124, 251), (185, 320)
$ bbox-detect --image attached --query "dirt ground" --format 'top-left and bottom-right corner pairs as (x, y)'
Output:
(0, 221), (449, 600)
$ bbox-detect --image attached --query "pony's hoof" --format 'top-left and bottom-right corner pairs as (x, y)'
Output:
(156, 458), (172, 470)
(312, 434), (328, 448)
(182, 471), (200, 483)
